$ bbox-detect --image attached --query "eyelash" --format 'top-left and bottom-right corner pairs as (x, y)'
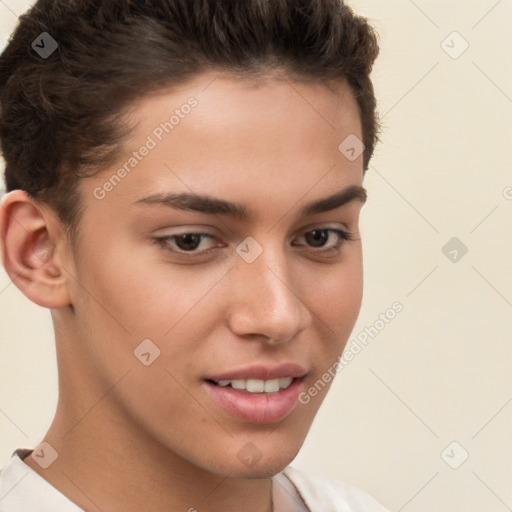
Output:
(154, 228), (354, 258)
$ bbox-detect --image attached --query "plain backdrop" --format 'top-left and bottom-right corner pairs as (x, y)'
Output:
(1, 1), (511, 511)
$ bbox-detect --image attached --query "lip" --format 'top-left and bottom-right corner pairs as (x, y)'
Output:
(205, 363), (307, 382)
(203, 377), (305, 424)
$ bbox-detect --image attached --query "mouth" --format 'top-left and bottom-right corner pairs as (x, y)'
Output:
(203, 376), (305, 424)
(206, 376), (295, 394)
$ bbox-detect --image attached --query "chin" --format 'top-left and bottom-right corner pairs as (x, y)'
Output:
(206, 436), (305, 479)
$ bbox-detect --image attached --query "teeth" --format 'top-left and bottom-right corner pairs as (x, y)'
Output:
(264, 379), (280, 393)
(246, 379), (265, 392)
(279, 377), (293, 389)
(231, 379), (246, 390)
(214, 377), (294, 393)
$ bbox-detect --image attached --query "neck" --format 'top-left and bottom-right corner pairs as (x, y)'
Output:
(23, 398), (274, 512)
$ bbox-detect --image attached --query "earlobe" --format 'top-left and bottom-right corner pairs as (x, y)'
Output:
(0, 190), (72, 308)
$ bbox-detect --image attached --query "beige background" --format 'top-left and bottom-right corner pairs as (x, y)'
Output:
(1, 1), (511, 510)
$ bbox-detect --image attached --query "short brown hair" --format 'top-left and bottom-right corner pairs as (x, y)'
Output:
(0, 0), (380, 240)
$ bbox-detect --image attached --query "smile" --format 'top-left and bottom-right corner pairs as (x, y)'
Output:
(203, 376), (305, 424)
(212, 377), (294, 393)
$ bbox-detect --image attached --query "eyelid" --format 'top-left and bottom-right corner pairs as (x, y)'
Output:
(296, 221), (351, 236)
(152, 225), (217, 237)
(154, 232), (219, 254)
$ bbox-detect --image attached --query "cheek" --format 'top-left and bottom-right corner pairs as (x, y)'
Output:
(304, 251), (363, 332)
(75, 238), (226, 339)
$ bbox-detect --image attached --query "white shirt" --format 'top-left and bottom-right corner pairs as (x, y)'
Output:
(0, 448), (390, 511)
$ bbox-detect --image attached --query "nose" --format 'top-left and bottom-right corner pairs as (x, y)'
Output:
(226, 243), (312, 344)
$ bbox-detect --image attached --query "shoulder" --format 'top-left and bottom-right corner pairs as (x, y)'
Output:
(282, 466), (391, 512)
(0, 449), (84, 512)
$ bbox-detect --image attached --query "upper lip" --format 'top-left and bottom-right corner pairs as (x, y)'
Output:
(205, 363), (307, 382)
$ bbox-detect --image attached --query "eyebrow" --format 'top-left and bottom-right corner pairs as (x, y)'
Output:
(133, 184), (367, 220)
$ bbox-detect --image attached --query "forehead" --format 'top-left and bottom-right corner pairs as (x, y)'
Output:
(130, 70), (360, 134)
(120, 69), (362, 156)
(83, 70), (364, 221)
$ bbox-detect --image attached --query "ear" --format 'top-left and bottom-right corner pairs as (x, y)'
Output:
(0, 190), (72, 308)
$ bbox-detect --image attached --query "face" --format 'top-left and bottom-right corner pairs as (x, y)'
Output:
(59, 70), (365, 478)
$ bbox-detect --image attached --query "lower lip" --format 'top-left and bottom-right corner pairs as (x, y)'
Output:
(203, 378), (304, 424)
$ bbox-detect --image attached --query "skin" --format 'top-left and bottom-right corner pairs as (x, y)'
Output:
(0, 69), (366, 512)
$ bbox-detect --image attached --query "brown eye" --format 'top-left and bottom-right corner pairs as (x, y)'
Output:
(155, 232), (217, 254)
(292, 228), (353, 253)
(304, 229), (329, 247)
(175, 233), (203, 251)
